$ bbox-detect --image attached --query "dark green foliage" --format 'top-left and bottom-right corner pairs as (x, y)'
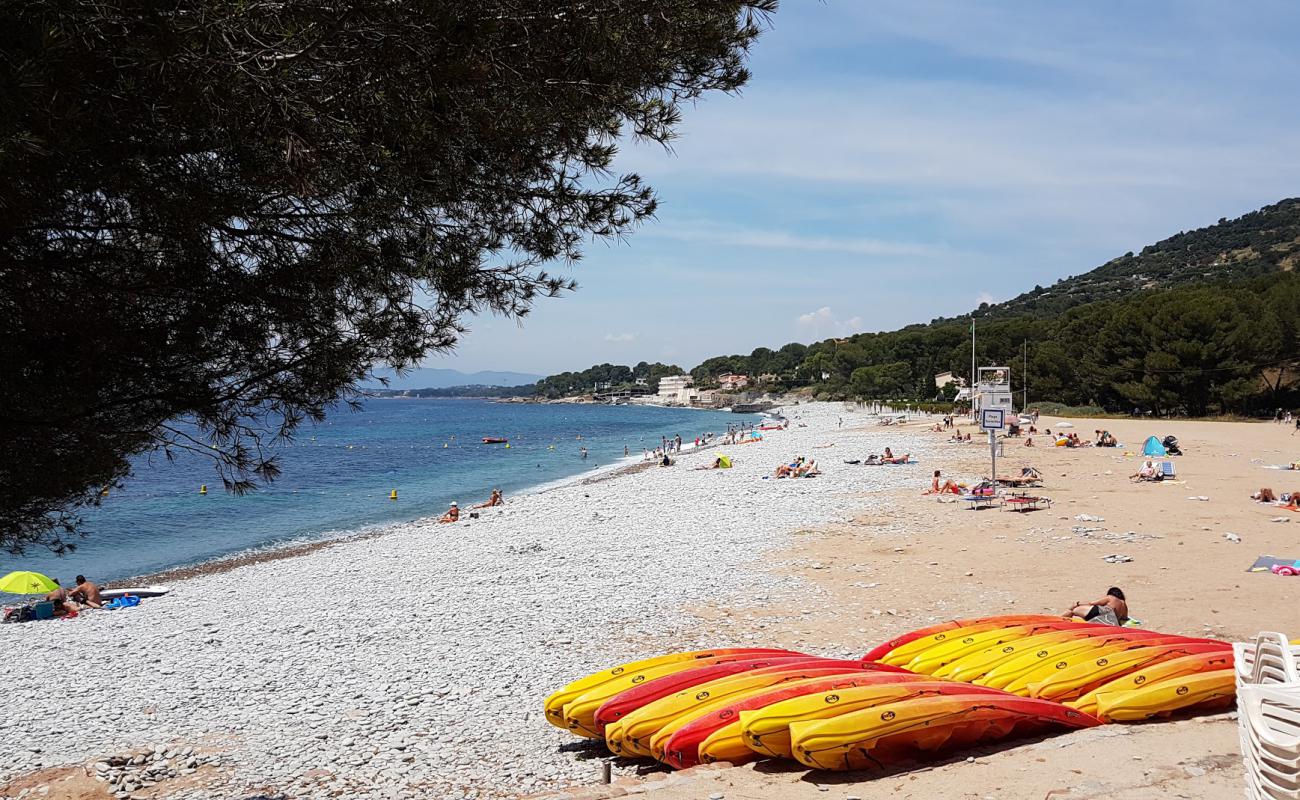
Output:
(684, 203), (1300, 413)
(976, 199), (1300, 320)
(0, 0), (776, 552)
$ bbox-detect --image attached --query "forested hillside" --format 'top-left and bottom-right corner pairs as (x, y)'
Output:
(689, 201), (1300, 415)
(537, 200), (1300, 415)
(965, 198), (1300, 321)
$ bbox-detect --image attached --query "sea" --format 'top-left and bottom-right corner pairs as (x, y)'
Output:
(12, 399), (758, 584)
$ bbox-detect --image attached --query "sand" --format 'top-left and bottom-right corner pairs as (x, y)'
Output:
(536, 412), (1299, 800)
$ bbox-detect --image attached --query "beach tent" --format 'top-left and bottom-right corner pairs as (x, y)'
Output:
(716, 454), (733, 469)
(1142, 435), (1167, 457)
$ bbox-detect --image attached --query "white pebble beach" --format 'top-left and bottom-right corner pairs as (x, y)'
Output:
(0, 402), (935, 800)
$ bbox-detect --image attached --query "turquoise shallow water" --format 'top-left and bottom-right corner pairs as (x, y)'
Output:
(10, 399), (756, 583)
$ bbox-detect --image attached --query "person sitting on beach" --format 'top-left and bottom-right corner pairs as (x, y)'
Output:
(1130, 460), (1157, 481)
(70, 575), (103, 609)
(1287, 491), (1300, 511)
(1024, 436), (1034, 447)
(964, 433), (972, 442)
(924, 470), (960, 495)
(44, 579), (70, 604)
(439, 502), (460, 523)
(660, 453), (673, 467)
(1063, 587), (1129, 625)
(474, 489), (504, 509)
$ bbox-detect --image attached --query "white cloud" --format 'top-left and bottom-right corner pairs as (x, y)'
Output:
(975, 291), (996, 306)
(796, 307), (864, 339)
(649, 224), (941, 258)
(603, 332), (636, 343)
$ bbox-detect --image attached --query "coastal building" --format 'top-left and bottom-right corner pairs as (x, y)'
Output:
(718, 373), (749, 390)
(657, 374), (696, 406)
(756, 373), (779, 385)
(694, 389), (720, 407)
(934, 371), (967, 389)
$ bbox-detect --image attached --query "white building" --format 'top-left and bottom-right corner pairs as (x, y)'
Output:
(657, 374), (696, 405)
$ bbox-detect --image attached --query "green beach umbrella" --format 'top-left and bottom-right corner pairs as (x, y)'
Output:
(0, 571), (58, 595)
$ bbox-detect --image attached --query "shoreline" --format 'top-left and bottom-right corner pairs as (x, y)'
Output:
(108, 429), (736, 589)
(1, 401), (932, 800)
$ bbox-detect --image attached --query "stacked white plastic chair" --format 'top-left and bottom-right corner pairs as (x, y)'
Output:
(1236, 632), (1300, 799)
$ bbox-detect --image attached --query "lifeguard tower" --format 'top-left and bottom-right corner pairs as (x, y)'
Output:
(974, 366), (1016, 417)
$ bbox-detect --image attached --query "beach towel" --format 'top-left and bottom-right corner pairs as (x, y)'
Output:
(1248, 555), (1300, 573)
(1142, 436), (1167, 457)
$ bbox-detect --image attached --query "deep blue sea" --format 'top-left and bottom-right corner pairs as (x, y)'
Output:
(11, 400), (756, 583)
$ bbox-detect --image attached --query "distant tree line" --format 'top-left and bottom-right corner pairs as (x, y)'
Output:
(534, 362), (685, 399)
(540, 270), (1298, 416)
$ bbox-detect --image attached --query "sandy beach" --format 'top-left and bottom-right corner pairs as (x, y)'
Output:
(4, 403), (1296, 800)
(532, 411), (1300, 800)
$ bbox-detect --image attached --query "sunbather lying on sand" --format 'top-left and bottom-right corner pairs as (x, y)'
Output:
(1252, 488), (1277, 503)
(1288, 491), (1300, 510)
(924, 470), (960, 495)
(881, 448), (910, 464)
(474, 489), (504, 508)
(794, 460), (820, 478)
(1063, 587), (1129, 624)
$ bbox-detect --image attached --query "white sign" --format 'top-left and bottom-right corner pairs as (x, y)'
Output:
(980, 408), (1005, 431)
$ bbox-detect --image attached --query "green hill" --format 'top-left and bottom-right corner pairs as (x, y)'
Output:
(968, 198), (1300, 320)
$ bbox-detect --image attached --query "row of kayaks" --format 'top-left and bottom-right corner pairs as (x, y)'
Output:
(544, 615), (1236, 771)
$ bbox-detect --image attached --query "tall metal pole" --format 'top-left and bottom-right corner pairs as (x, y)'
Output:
(970, 320), (976, 418)
(1022, 341), (1028, 411)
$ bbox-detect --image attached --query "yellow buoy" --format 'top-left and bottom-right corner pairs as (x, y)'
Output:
(504, 443), (510, 448)
(199, 484), (208, 495)
(389, 489), (398, 501)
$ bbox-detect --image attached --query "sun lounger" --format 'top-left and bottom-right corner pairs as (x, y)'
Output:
(1160, 461), (1176, 479)
(1002, 495), (1052, 513)
(962, 495), (1001, 510)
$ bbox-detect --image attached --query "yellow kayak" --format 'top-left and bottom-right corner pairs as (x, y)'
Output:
(1026, 642), (1230, 703)
(938, 628), (1107, 682)
(562, 651), (799, 738)
(977, 632), (1179, 693)
(789, 694), (1100, 770)
(905, 621), (1082, 676)
(738, 680), (1011, 759)
(1093, 669), (1236, 722)
(1068, 650), (1234, 716)
(613, 660), (871, 758)
(544, 648), (794, 733)
(879, 620), (1038, 666)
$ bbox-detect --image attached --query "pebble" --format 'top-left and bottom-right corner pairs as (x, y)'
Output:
(0, 403), (929, 799)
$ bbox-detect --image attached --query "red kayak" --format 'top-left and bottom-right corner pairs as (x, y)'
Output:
(481, 437), (508, 444)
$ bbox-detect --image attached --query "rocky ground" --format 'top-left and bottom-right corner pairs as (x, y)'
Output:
(1, 402), (932, 800)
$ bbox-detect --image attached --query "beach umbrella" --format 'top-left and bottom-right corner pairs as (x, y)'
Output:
(0, 571), (58, 595)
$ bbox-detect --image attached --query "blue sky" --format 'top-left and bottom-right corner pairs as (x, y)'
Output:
(434, 0), (1300, 376)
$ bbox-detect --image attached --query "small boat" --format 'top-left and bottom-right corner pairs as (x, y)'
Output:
(481, 437), (508, 444)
